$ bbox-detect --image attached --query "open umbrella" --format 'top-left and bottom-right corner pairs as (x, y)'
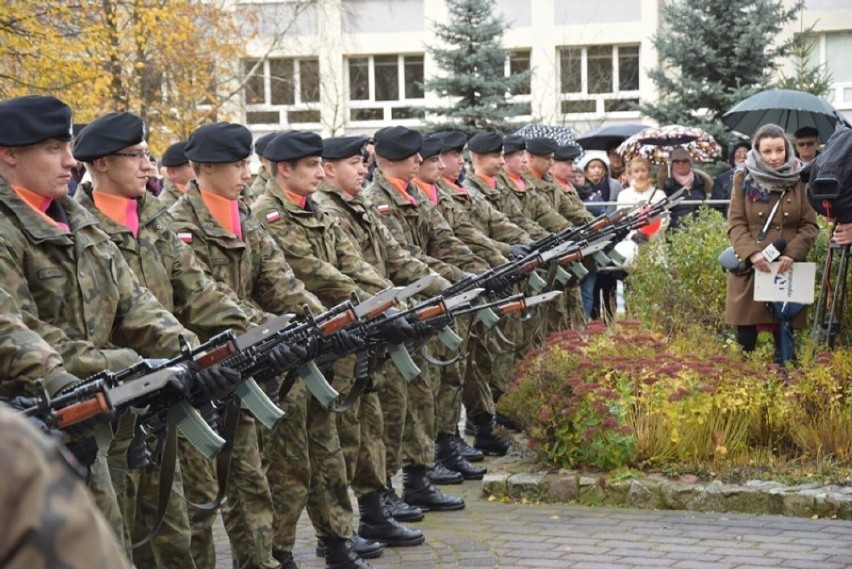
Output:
(513, 123), (577, 146)
(616, 124), (722, 166)
(576, 123), (649, 151)
(723, 89), (848, 142)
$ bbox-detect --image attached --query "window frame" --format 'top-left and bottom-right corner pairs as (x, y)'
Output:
(243, 56), (322, 127)
(557, 44), (641, 118)
(346, 53), (426, 126)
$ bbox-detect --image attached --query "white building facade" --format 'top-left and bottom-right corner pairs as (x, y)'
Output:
(237, 0), (852, 138)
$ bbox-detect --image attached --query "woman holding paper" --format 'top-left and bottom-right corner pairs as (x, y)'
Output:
(725, 123), (819, 363)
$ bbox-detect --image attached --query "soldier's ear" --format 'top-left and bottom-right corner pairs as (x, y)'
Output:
(0, 147), (16, 166)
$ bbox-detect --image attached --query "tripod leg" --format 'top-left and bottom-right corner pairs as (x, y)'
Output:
(826, 245), (850, 348)
(813, 241), (835, 345)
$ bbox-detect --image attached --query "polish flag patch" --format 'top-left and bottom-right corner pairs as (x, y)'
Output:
(377, 204), (390, 214)
(266, 211), (282, 223)
(177, 232), (193, 244)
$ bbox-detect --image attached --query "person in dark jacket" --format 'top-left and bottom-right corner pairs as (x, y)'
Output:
(660, 147), (714, 230)
(711, 141), (750, 218)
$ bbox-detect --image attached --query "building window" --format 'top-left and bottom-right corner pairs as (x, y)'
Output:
(814, 32), (852, 110)
(506, 50), (531, 96)
(243, 57), (321, 126)
(558, 44), (640, 116)
(347, 54), (425, 123)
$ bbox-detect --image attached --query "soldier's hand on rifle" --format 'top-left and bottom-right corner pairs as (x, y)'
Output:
(267, 343), (309, 374)
(372, 308), (422, 343)
(509, 243), (532, 259)
(194, 365), (242, 401)
(316, 329), (366, 366)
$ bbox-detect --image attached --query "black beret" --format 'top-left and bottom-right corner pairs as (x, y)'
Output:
(794, 126), (819, 139)
(0, 95), (73, 147)
(374, 126), (422, 160)
(526, 137), (558, 156)
(434, 131), (467, 153)
(467, 132), (504, 154)
(161, 141), (188, 167)
(185, 122), (252, 163)
(263, 131), (323, 162)
(554, 144), (582, 161)
(420, 136), (444, 160)
(254, 132), (279, 157)
(503, 134), (526, 155)
(73, 112), (147, 162)
(322, 135), (369, 160)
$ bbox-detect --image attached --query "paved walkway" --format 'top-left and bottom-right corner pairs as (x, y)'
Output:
(214, 473), (852, 569)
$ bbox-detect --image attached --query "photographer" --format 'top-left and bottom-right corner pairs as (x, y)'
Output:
(725, 123), (819, 364)
(833, 223), (852, 245)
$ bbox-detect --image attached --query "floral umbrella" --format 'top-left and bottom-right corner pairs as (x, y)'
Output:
(513, 123), (578, 146)
(615, 124), (722, 166)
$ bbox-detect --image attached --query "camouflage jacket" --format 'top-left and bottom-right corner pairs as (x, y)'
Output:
(438, 178), (533, 255)
(312, 182), (450, 296)
(365, 174), (487, 280)
(427, 179), (507, 268)
(464, 173), (550, 241)
(157, 178), (185, 209)
(0, 177), (193, 378)
(528, 173), (593, 226)
(245, 169), (270, 205)
(0, 404), (132, 569)
(0, 286), (78, 397)
(497, 171), (569, 233)
(252, 179), (390, 306)
(167, 180), (323, 323)
(74, 183), (250, 341)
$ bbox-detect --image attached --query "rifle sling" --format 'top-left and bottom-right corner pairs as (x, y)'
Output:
(131, 419), (178, 549)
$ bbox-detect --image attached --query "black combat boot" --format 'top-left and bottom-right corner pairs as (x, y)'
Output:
(272, 549), (298, 569)
(358, 491), (425, 547)
(453, 427), (484, 462)
(471, 413), (510, 456)
(315, 535), (383, 559)
(435, 433), (486, 480)
(426, 462), (464, 485)
(401, 464), (465, 512)
(324, 537), (374, 569)
(383, 476), (424, 522)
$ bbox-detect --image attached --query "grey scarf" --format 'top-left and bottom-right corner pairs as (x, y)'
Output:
(743, 143), (803, 192)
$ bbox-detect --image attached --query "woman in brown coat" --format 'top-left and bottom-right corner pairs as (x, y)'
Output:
(725, 123), (819, 361)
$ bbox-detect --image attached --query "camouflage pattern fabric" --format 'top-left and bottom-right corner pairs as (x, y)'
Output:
(466, 173), (550, 240)
(157, 178), (185, 209)
(245, 169), (271, 205)
(527, 172), (594, 227)
(365, 172), (487, 280)
(0, 404), (132, 569)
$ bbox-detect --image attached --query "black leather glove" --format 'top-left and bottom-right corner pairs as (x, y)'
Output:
(509, 243), (532, 259)
(315, 329), (366, 367)
(267, 342), (309, 375)
(126, 425), (154, 470)
(193, 365), (242, 401)
(372, 312), (419, 343)
(483, 272), (517, 294)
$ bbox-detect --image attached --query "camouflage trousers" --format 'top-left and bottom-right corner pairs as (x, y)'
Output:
(401, 350), (439, 467)
(313, 355), (385, 499)
(87, 451), (126, 551)
(266, 379), (353, 552)
(464, 317), (518, 417)
(106, 416), (195, 569)
(379, 357), (430, 476)
(182, 410), (279, 569)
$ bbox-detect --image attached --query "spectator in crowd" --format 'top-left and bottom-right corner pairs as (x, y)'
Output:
(711, 141), (750, 218)
(725, 123), (819, 364)
(605, 141), (629, 187)
(660, 147), (713, 230)
(793, 126), (820, 165)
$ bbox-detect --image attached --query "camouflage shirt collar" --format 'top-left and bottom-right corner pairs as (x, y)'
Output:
(375, 176), (419, 207)
(184, 180), (247, 241)
(0, 177), (97, 241)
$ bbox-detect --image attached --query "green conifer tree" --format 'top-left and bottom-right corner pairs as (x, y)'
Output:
(638, 0), (801, 145)
(424, 0), (531, 134)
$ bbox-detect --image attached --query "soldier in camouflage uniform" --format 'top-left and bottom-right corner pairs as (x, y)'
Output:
(312, 135), (452, 527)
(168, 122), (326, 569)
(157, 141), (192, 209)
(0, 403), (132, 569)
(0, 95), (208, 554)
(412, 133), (512, 462)
(254, 132), (428, 567)
(245, 132), (279, 204)
(523, 138), (591, 332)
(72, 112), (258, 569)
(365, 126), (486, 511)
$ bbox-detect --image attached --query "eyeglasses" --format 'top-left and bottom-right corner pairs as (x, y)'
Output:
(671, 159), (690, 165)
(112, 150), (152, 161)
